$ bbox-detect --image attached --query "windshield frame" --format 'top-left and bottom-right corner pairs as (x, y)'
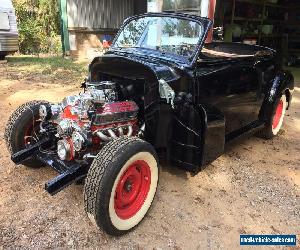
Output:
(110, 12), (212, 66)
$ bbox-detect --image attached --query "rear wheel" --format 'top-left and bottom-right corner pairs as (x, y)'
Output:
(4, 100), (49, 167)
(259, 95), (287, 139)
(84, 137), (159, 235)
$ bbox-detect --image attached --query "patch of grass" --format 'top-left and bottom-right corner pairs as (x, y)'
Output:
(6, 56), (87, 74)
(5, 56), (89, 84)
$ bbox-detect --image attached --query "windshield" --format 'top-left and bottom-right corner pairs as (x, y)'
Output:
(112, 16), (204, 60)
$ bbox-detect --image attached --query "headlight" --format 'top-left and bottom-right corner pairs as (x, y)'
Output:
(57, 139), (73, 161)
(72, 131), (85, 151)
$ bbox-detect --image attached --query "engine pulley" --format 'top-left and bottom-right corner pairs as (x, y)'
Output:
(57, 139), (74, 161)
(72, 131), (86, 151)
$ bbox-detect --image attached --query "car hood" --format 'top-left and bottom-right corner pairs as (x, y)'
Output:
(90, 51), (188, 83)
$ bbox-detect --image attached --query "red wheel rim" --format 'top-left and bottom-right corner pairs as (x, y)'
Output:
(114, 160), (151, 219)
(24, 120), (40, 145)
(272, 100), (283, 129)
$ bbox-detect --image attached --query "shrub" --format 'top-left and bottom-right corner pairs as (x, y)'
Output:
(13, 0), (62, 54)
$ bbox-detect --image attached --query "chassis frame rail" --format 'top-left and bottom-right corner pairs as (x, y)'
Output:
(11, 140), (89, 195)
(37, 152), (89, 195)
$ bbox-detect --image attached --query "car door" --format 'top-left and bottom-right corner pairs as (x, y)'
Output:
(196, 59), (264, 135)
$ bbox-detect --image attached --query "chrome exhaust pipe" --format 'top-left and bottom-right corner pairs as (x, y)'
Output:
(108, 129), (117, 139)
(127, 125), (133, 137)
(96, 125), (133, 141)
(96, 131), (111, 141)
(118, 127), (124, 136)
(138, 123), (145, 137)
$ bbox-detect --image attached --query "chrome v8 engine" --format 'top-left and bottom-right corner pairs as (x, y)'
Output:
(39, 81), (139, 161)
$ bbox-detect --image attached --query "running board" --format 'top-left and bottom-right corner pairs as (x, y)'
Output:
(225, 120), (264, 143)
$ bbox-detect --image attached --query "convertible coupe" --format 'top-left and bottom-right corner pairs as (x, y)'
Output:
(5, 12), (294, 235)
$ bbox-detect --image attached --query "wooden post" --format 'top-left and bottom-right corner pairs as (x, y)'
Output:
(231, 0), (235, 25)
(205, 0), (216, 43)
(60, 0), (70, 55)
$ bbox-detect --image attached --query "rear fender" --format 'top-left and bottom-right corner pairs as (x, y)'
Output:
(259, 70), (294, 122)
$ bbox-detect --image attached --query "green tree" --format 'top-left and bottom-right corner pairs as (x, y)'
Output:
(13, 0), (61, 54)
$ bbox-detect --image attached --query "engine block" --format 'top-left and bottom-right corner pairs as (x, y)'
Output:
(39, 81), (139, 161)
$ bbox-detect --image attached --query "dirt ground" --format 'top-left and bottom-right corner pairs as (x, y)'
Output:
(0, 60), (299, 250)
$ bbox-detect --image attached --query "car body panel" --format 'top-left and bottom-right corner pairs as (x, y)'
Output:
(88, 13), (294, 174)
(196, 59), (263, 134)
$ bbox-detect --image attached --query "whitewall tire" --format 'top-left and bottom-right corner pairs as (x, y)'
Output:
(84, 137), (159, 235)
(271, 95), (287, 136)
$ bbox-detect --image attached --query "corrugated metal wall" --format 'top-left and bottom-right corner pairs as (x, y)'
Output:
(0, 7), (18, 34)
(67, 0), (134, 29)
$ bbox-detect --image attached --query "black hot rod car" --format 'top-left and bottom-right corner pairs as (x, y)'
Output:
(5, 13), (294, 235)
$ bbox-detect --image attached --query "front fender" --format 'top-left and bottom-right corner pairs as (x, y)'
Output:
(259, 70), (294, 122)
(198, 104), (225, 168)
(170, 103), (225, 173)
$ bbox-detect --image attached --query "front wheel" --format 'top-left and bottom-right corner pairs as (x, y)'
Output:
(84, 137), (159, 236)
(4, 100), (49, 167)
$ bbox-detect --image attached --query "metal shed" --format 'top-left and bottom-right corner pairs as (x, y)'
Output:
(60, 0), (147, 58)
(0, 0), (18, 58)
